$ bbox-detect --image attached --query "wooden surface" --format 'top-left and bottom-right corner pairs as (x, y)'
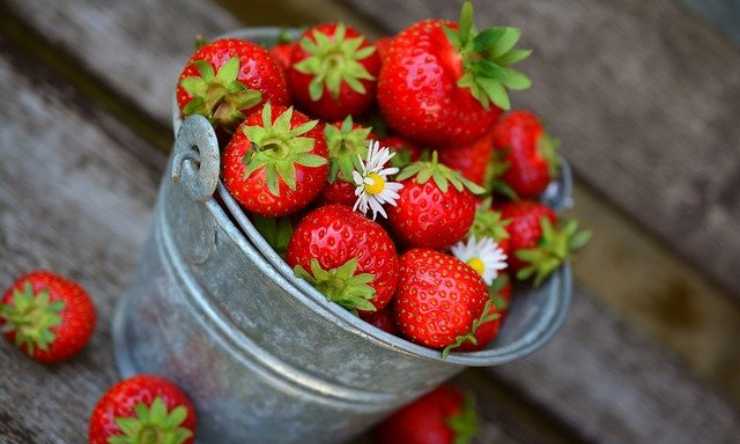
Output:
(344, 0), (740, 300)
(1, 0), (740, 443)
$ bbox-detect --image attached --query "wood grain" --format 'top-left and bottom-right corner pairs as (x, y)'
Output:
(0, 38), (164, 442)
(491, 286), (740, 444)
(342, 0), (740, 299)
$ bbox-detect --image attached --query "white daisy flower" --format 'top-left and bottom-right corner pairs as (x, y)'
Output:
(451, 236), (508, 285)
(352, 141), (404, 220)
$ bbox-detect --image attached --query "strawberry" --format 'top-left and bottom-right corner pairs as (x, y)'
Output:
(290, 23), (380, 121)
(388, 152), (482, 249)
(492, 110), (560, 198)
(377, 1), (531, 146)
(380, 135), (423, 169)
(269, 30), (297, 72)
(177, 38), (290, 131)
(467, 197), (512, 256)
(320, 116), (375, 206)
(375, 36), (393, 62)
(361, 306), (399, 335)
(287, 204), (399, 312)
(222, 103), (329, 217)
(457, 274), (511, 352)
(438, 129), (495, 186)
(270, 42), (296, 72)
(394, 249), (488, 350)
(0, 271), (95, 364)
(89, 374), (197, 444)
(375, 385), (477, 444)
(498, 201), (590, 285)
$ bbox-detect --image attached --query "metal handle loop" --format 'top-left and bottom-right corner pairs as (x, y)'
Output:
(171, 115), (220, 202)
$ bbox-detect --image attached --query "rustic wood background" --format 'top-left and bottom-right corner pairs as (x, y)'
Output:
(0, 0), (739, 443)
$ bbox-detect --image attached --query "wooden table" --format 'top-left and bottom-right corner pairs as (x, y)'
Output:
(0, 1), (739, 443)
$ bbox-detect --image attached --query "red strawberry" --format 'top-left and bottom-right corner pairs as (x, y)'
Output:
(458, 274), (511, 352)
(290, 23), (380, 121)
(177, 38), (290, 131)
(375, 385), (477, 444)
(492, 110), (560, 198)
(380, 135), (423, 169)
(394, 249), (488, 350)
(498, 201), (590, 285)
(388, 152), (482, 249)
(287, 204), (399, 311)
(0, 271), (96, 364)
(438, 129), (495, 186)
(361, 306), (399, 335)
(375, 36), (393, 62)
(378, 2), (531, 146)
(89, 374), (197, 444)
(223, 104), (329, 217)
(468, 197), (512, 256)
(320, 117), (375, 206)
(270, 43), (295, 72)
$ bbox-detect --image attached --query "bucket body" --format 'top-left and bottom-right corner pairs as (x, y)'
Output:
(112, 28), (573, 444)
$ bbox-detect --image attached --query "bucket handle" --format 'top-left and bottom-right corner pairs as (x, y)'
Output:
(171, 115), (220, 202)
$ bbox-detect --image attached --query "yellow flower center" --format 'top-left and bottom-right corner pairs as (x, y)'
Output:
(467, 257), (485, 276)
(364, 173), (386, 196)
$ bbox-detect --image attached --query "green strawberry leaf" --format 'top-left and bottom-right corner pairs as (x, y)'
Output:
(294, 258), (377, 313)
(0, 282), (64, 355)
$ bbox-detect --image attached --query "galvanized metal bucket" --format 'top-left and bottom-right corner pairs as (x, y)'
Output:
(112, 28), (573, 444)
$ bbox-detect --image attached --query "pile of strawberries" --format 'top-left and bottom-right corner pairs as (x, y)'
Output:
(176, 1), (590, 356)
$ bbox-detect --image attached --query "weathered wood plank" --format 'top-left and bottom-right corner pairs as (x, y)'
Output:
(2, 0), (240, 123)
(0, 34), (521, 444)
(492, 287), (740, 444)
(342, 0), (740, 300)
(0, 39), (164, 442)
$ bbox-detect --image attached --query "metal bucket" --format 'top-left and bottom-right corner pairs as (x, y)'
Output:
(112, 28), (573, 444)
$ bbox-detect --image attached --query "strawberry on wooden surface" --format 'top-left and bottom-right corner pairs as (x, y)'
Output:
(290, 23), (380, 121)
(222, 104), (329, 217)
(388, 152), (483, 249)
(0, 271), (95, 364)
(177, 38), (290, 131)
(378, 1), (531, 147)
(492, 110), (560, 198)
(375, 385), (477, 444)
(498, 201), (590, 285)
(287, 204), (400, 312)
(393, 249), (488, 350)
(89, 375), (197, 444)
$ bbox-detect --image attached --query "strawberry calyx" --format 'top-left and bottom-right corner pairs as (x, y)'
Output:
(516, 218), (591, 286)
(324, 116), (372, 183)
(0, 282), (64, 354)
(242, 104), (327, 196)
(251, 215), (293, 256)
(444, 1), (532, 110)
(180, 56), (263, 128)
(538, 132), (561, 177)
(483, 151), (519, 199)
(441, 297), (500, 358)
(488, 274), (510, 311)
(446, 393), (478, 444)
(294, 258), (377, 313)
(469, 198), (511, 242)
(109, 397), (192, 444)
(294, 23), (376, 100)
(397, 151), (486, 195)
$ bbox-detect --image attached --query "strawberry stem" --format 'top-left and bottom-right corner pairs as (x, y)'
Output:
(397, 151), (486, 195)
(294, 258), (377, 313)
(108, 397), (192, 444)
(0, 282), (63, 355)
(446, 393), (479, 444)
